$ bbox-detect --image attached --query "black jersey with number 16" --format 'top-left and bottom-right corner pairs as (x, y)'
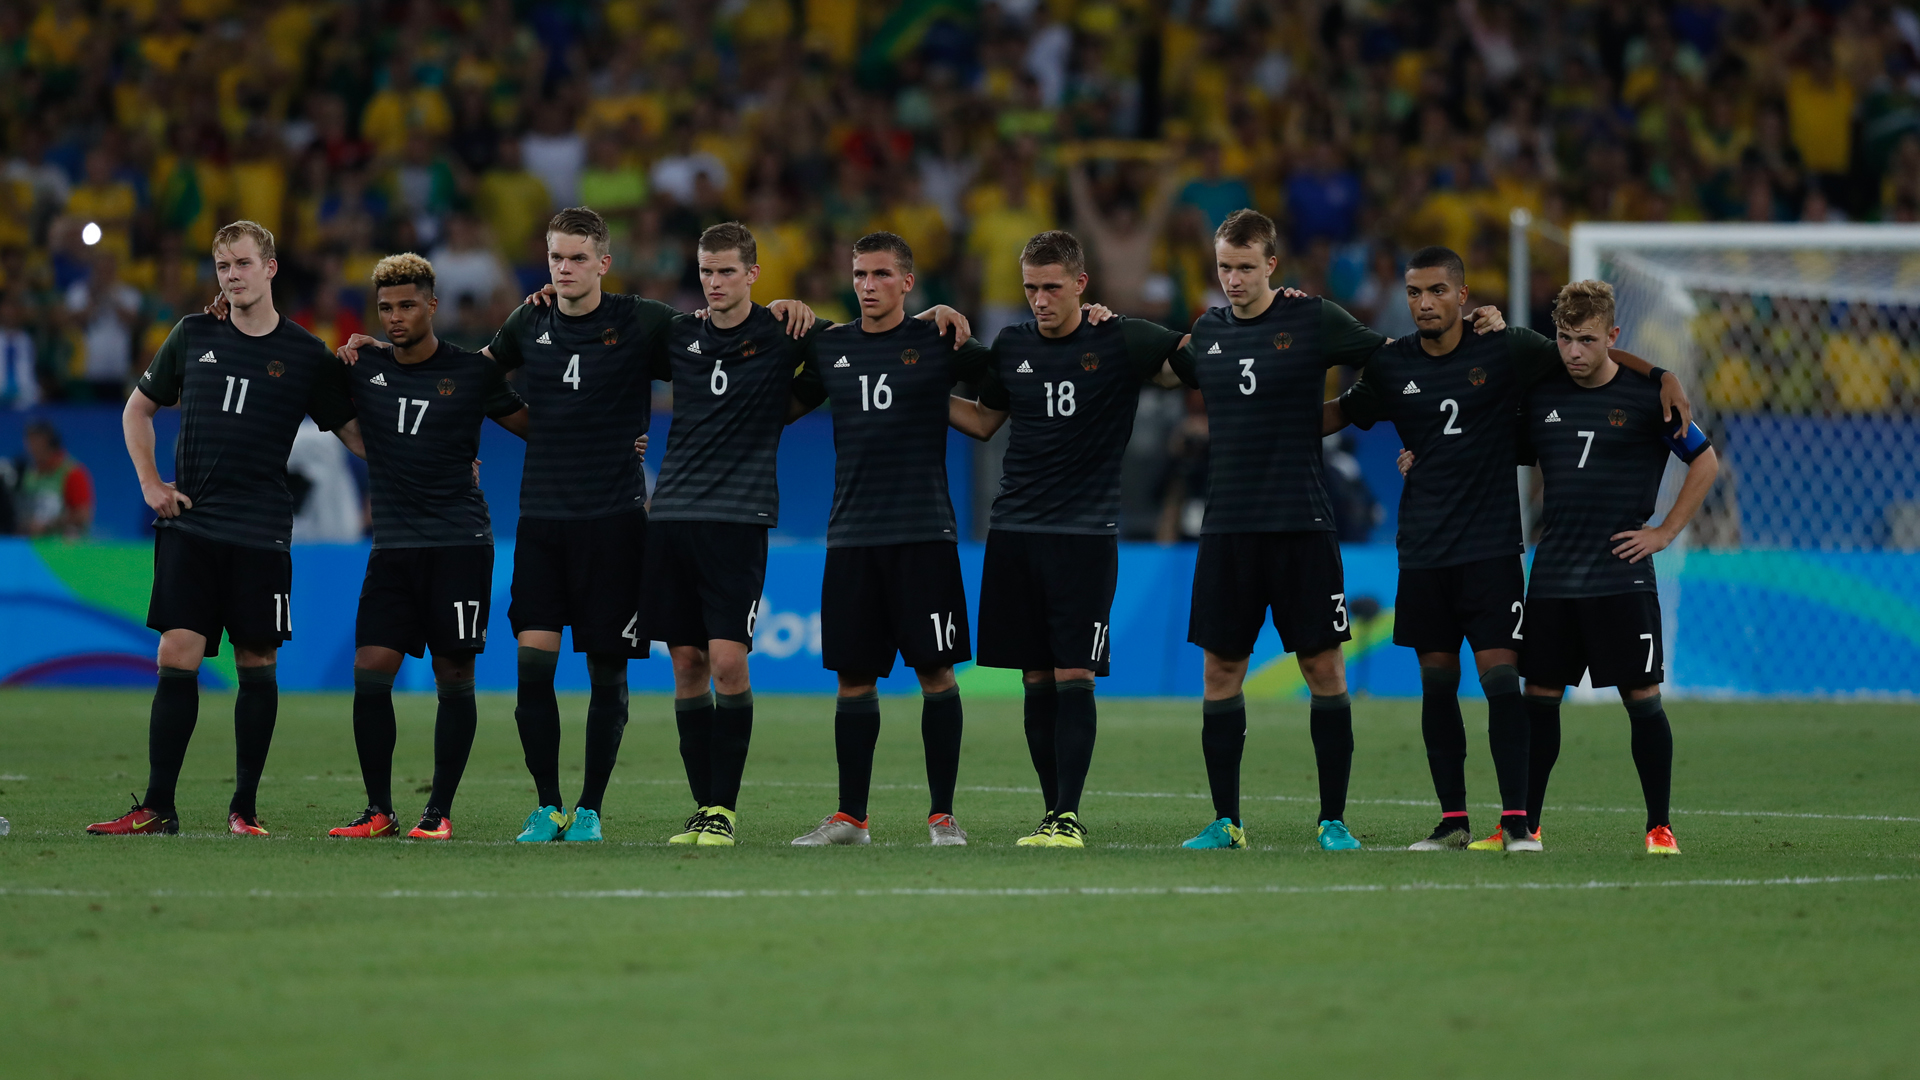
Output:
(1340, 327), (1561, 569)
(793, 318), (992, 547)
(137, 313), (354, 550)
(348, 341), (526, 548)
(487, 293), (675, 520)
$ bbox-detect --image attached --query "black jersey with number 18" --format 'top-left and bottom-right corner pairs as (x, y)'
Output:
(137, 313), (354, 550)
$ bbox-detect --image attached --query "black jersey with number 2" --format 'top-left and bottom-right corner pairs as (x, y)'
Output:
(1172, 297), (1384, 534)
(1523, 368), (1711, 599)
(1340, 327), (1561, 569)
(793, 318), (991, 547)
(348, 341), (526, 548)
(137, 313), (354, 551)
(487, 293), (675, 521)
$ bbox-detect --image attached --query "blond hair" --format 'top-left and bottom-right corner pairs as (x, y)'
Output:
(212, 220), (276, 262)
(371, 252), (436, 297)
(1552, 279), (1616, 331)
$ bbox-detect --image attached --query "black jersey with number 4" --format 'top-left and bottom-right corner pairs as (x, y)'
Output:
(978, 316), (1186, 535)
(487, 293), (675, 520)
(348, 341), (526, 548)
(1172, 297), (1385, 534)
(649, 305), (822, 526)
(137, 313), (354, 550)
(1523, 368), (1711, 599)
(1341, 327), (1560, 569)
(793, 317), (991, 547)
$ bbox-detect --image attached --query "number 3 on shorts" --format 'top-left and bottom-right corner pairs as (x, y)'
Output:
(1331, 593), (1348, 632)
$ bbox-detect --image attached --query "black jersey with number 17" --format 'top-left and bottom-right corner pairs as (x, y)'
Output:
(1340, 327), (1561, 569)
(486, 293), (675, 520)
(978, 316), (1186, 535)
(1171, 297), (1385, 534)
(347, 341), (526, 548)
(792, 317), (992, 547)
(136, 313), (355, 550)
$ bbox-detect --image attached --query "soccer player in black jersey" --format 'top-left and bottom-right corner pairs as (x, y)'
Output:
(1512, 281), (1716, 856)
(90, 221), (360, 837)
(325, 254), (533, 842)
(948, 230), (1189, 848)
(1331, 246), (1692, 852)
(784, 232), (991, 848)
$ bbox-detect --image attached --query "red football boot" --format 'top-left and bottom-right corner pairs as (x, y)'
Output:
(328, 808), (399, 838)
(407, 811), (452, 840)
(87, 797), (179, 835)
(228, 812), (270, 836)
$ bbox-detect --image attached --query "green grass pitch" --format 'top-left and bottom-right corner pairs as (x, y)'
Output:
(1, 689), (1915, 1078)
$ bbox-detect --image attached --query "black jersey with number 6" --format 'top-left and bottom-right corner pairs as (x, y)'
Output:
(1340, 327), (1560, 569)
(649, 305), (823, 526)
(486, 293), (675, 520)
(348, 341), (526, 548)
(792, 318), (991, 547)
(137, 313), (354, 551)
(978, 316), (1185, 535)
(1171, 297), (1385, 534)
(1523, 368), (1712, 599)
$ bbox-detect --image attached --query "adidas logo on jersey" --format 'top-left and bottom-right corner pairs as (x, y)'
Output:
(536, 332), (551, 344)
(1544, 409), (1561, 422)
(1402, 381), (1421, 394)
(1016, 360), (1033, 373)
(198, 351), (217, 363)
(1206, 342), (1221, 354)
(834, 356), (850, 368)
(687, 341), (702, 354)
(370, 372), (388, 386)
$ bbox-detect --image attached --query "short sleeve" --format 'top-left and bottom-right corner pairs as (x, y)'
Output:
(976, 338), (1011, 411)
(488, 305), (530, 373)
(1320, 300), (1387, 369)
(136, 319), (189, 406)
(791, 354), (827, 410)
(1339, 366), (1387, 429)
(304, 352), (356, 431)
(950, 335), (994, 386)
(481, 361), (525, 417)
(1508, 327), (1563, 386)
(1166, 333), (1199, 389)
(1120, 318), (1186, 379)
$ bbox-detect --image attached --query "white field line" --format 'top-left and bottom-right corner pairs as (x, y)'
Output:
(0, 875), (1911, 903)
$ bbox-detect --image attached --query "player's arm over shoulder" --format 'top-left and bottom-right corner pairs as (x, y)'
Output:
(136, 317), (193, 406)
(1335, 363), (1386, 429)
(301, 333), (356, 431)
(1321, 299), (1387, 369)
(1120, 317), (1187, 379)
(1507, 326), (1563, 385)
(485, 303), (533, 371)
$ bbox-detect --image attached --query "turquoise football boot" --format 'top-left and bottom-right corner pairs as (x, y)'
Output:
(515, 805), (569, 842)
(1181, 817), (1248, 850)
(560, 807), (602, 842)
(1317, 819), (1362, 851)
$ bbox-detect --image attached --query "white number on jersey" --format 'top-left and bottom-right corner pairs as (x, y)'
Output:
(1576, 430), (1595, 467)
(860, 373), (892, 411)
(1044, 380), (1077, 417)
(709, 360), (728, 396)
(1238, 358), (1257, 395)
(563, 353), (582, 389)
(396, 397), (429, 434)
(1440, 397), (1462, 434)
(222, 375), (250, 414)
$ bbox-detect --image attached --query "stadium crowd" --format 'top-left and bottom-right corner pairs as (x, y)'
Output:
(0, 0), (1916, 537)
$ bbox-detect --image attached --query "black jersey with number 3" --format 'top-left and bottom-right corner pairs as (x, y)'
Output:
(1172, 297), (1385, 533)
(793, 317), (991, 547)
(487, 293), (675, 520)
(649, 305), (822, 526)
(137, 313), (354, 550)
(1341, 327), (1560, 569)
(1523, 368), (1711, 599)
(348, 341), (526, 548)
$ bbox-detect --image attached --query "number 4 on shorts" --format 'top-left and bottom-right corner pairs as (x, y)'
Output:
(622, 613), (640, 647)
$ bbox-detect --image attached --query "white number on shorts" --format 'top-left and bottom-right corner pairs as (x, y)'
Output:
(1576, 430), (1595, 467)
(222, 375), (250, 414)
(1238, 357), (1257, 395)
(709, 360), (729, 396)
(929, 611), (956, 651)
(745, 600), (758, 636)
(1045, 380), (1076, 417)
(1440, 397), (1462, 435)
(272, 592), (291, 632)
(1640, 632), (1656, 673)
(397, 397), (429, 434)
(1090, 620), (1109, 662)
(451, 600), (481, 639)
(622, 613), (641, 647)
(563, 353), (582, 389)
(1510, 600), (1525, 640)
(859, 373), (893, 411)
(1331, 593), (1349, 632)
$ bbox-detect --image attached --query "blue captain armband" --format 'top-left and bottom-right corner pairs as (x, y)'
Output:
(1663, 421), (1710, 460)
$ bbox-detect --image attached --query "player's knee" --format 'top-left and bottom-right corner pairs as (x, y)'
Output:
(1479, 664), (1521, 698)
(585, 653), (628, 686)
(837, 675), (880, 698)
(1620, 683), (1661, 705)
(1054, 667), (1095, 684)
(1021, 670), (1055, 689)
(1525, 683), (1565, 700)
(913, 666), (956, 694)
(431, 654), (476, 683)
(1201, 651), (1249, 697)
(1419, 664), (1460, 696)
(1296, 646), (1346, 695)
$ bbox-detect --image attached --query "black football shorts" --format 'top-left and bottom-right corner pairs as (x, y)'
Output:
(147, 525), (293, 656)
(637, 519), (769, 649)
(1188, 530), (1352, 658)
(509, 509), (649, 656)
(976, 529), (1117, 676)
(1392, 553), (1527, 655)
(356, 544), (496, 658)
(1519, 591), (1665, 690)
(820, 541), (972, 677)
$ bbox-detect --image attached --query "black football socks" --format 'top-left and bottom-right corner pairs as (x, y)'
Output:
(575, 654), (629, 814)
(514, 646), (564, 809)
(230, 663), (278, 821)
(675, 691), (715, 808)
(1524, 694), (1563, 835)
(709, 689), (755, 811)
(1481, 664), (1530, 834)
(142, 666), (199, 816)
(1310, 692), (1354, 824)
(834, 690), (881, 821)
(351, 667), (397, 814)
(1626, 694), (1674, 831)
(1419, 664), (1469, 830)
(1200, 694), (1247, 824)
(429, 677), (478, 817)
(1022, 680), (1060, 812)
(921, 686), (963, 818)
(1052, 679), (1098, 816)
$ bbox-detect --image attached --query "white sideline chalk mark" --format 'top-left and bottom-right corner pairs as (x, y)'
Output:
(1, 875), (1910, 903)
